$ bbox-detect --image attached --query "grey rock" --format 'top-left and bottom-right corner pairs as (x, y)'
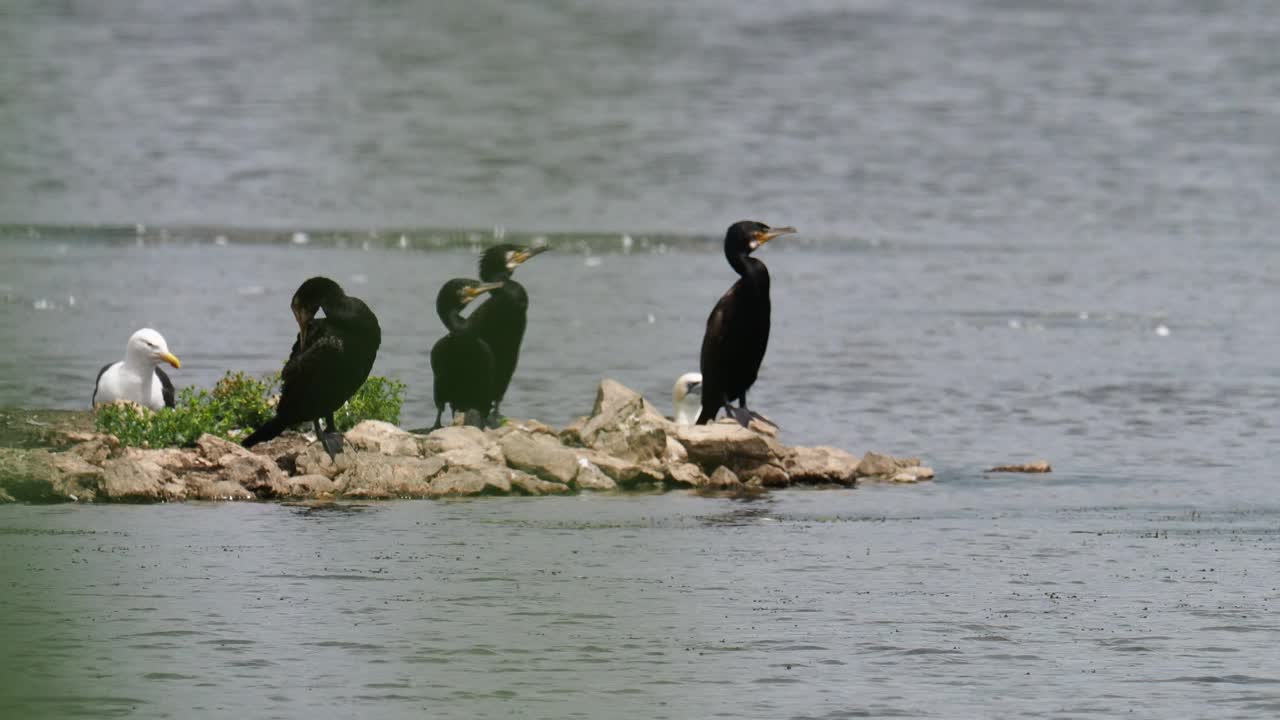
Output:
(294, 442), (357, 479)
(665, 462), (710, 488)
(706, 465), (743, 490)
(500, 430), (581, 484)
(559, 416), (588, 447)
(429, 466), (513, 497)
(99, 456), (183, 502)
(247, 432), (313, 474)
(509, 470), (573, 496)
(855, 451), (901, 478)
(345, 420), (421, 457)
(572, 458), (618, 491)
(336, 453), (447, 498)
(786, 446), (862, 486)
(287, 474), (339, 497)
(579, 379), (672, 463)
(185, 473), (256, 501)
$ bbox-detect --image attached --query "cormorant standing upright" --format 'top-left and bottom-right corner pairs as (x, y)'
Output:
(469, 244), (548, 424)
(430, 278), (505, 430)
(242, 277), (381, 458)
(696, 221), (796, 427)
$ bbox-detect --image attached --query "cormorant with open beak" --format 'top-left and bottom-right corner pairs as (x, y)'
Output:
(469, 243), (548, 424)
(242, 277), (382, 458)
(697, 221), (796, 427)
(430, 278), (505, 430)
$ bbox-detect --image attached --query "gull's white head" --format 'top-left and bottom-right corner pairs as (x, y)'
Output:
(672, 372), (702, 426)
(125, 328), (181, 369)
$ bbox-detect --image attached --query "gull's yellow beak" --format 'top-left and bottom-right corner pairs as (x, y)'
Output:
(750, 225), (797, 250)
(160, 352), (181, 369)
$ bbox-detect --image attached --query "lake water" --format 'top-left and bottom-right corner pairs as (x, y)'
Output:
(2, 0), (1280, 717)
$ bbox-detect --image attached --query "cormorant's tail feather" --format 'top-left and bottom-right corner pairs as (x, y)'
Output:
(242, 416), (288, 448)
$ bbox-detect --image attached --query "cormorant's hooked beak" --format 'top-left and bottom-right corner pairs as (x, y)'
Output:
(748, 225), (797, 251)
(293, 305), (315, 345)
(158, 351), (181, 369)
(463, 281), (505, 303)
(508, 245), (549, 270)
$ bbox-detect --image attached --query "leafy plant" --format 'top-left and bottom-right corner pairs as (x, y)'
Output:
(94, 371), (407, 448)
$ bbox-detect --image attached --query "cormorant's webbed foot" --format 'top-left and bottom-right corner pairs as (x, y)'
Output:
(320, 431), (344, 460)
(724, 405), (778, 430)
(463, 409), (486, 428)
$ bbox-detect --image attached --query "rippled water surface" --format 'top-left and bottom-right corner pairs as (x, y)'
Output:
(2, 0), (1280, 717)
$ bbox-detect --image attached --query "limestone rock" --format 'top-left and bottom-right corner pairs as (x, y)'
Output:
(122, 447), (207, 474)
(674, 424), (788, 468)
(663, 435), (688, 464)
(500, 430), (580, 484)
(574, 448), (664, 488)
(195, 434), (251, 463)
(706, 465), (743, 490)
(421, 426), (505, 466)
(786, 446), (862, 486)
(99, 456), (182, 502)
(428, 466), (513, 497)
(294, 442), (357, 479)
(345, 420), (421, 457)
(287, 474), (339, 497)
(509, 469), (573, 496)
(559, 416), (588, 447)
(0, 448), (99, 502)
(247, 432), (313, 474)
(986, 460), (1051, 473)
(185, 473), (255, 501)
(335, 454), (447, 498)
(888, 466), (935, 483)
(572, 458), (618, 491)
(855, 451), (901, 478)
(69, 435), (119, 465)
(665, 462), (710, 488)
(579, 379), (672, 463)
(220, 451), (292, 498)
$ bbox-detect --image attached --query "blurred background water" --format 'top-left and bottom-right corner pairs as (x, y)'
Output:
(1, 1), (1279, 718)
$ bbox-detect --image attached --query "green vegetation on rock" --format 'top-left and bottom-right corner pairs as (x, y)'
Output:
(94, 372), (406, 448)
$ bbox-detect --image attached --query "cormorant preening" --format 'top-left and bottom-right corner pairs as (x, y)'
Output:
(430, 278), (505, 430)
(696, 221), (796, 427)
(242, 277), (382, 458)
(469, 243), (548, 424)
(93, 328), (180, 410)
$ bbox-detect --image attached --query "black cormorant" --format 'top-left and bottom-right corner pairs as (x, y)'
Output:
(696, 221), (796, 427)
(92, 328), (180, 410)
(242, 277), (382, 458)
(430, 278), (505, 430)
(469, 243), (548, 423)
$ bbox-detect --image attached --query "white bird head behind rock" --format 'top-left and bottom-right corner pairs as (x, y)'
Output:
(672, 372), (702, 426)
(125, 328), (181, 370)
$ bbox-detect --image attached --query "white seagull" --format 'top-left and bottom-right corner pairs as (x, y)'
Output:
(672, 372), (703, 426)
(92, 328), (181, 410)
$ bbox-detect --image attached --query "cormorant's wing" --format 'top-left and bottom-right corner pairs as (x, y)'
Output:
(277, 323), (346, 420)
(700, 284), (739, 379)
(155, 367), (176, 408)
(91, 362), (115, 407)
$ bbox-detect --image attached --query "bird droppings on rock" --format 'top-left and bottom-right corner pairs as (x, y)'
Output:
(0, 379), (933, 502)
